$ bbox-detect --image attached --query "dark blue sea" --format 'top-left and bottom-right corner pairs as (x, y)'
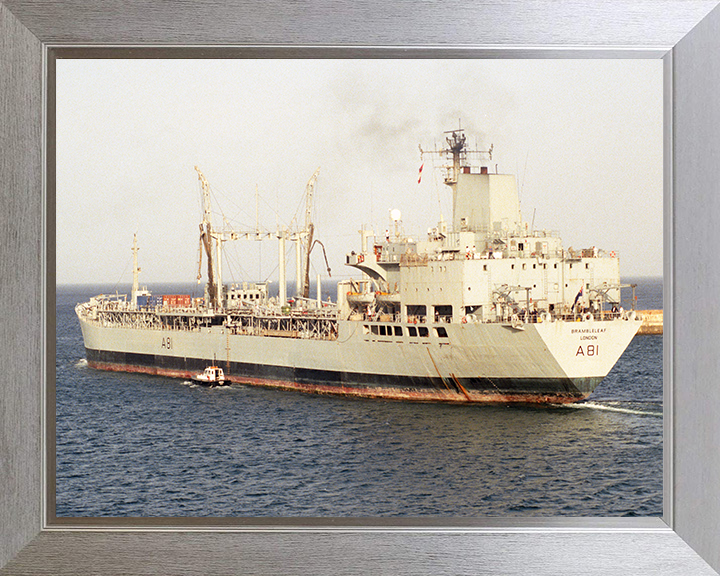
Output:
(55, 277), (663, 517)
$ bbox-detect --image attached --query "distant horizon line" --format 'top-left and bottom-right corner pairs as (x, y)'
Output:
(56, 274), (665, 288)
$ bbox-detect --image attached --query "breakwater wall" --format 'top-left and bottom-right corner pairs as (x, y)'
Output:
(637, 309), (663, 335)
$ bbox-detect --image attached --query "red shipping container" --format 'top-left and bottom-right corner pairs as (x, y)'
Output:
(162, 295), (191, 308)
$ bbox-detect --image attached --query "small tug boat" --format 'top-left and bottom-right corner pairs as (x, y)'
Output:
(191, 366), (226, 386)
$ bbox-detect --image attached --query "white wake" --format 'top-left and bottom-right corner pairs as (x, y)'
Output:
(559, 401), (662, 417)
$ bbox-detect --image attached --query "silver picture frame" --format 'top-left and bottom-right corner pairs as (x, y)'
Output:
(2, 1), (719, 574)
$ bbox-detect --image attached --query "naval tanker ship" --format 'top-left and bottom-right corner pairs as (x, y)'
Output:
(76, 129), (642, 403)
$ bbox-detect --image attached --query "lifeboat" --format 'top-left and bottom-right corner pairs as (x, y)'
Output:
(346, 292), (375, 305)
(375, 292), (401, 305)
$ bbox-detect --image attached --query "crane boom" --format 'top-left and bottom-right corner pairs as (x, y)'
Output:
(304, 168), (320, 233)
(301, 168), (320, 298)
(195, 166), (218, 307)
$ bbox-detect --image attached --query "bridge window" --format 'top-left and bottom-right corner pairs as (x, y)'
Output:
(435, 327), (448, 338)
(406, 305), (426, 323)
(408, 326), (417, 337)
(433, 305), (452, 323)
(394, 326), (403, 336)
(418, 327), (429, 337)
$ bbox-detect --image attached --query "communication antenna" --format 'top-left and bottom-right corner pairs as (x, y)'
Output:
(419, 126), (493, 185)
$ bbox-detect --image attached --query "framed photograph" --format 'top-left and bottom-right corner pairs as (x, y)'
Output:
(2, 2), (720, 574)
(52, 56), (664, 520)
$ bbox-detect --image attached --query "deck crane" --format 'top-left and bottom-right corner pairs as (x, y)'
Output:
(301, 168), (319, 299)
(196, 166), (279, 310)
(194, 165), (329, 308)
(300, 168), (332, 299)
(195, 166), (219, 308)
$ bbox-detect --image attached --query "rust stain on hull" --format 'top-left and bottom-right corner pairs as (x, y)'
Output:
(88, 360), (587, 405)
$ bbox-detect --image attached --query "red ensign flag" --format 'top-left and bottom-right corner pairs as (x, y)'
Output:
(418, 163), (424, 184)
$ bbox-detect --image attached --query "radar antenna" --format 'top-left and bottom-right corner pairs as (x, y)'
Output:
(419, 127), (493, 185)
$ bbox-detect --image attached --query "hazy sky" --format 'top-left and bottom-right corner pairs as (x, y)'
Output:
(56, 59), (662, 288)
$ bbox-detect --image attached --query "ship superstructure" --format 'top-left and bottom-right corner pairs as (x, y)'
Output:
(76, 129), (642, 404)
(342, 130), (632, 326)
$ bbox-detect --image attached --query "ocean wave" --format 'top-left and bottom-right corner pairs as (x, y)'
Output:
(560, 401), (662, 417)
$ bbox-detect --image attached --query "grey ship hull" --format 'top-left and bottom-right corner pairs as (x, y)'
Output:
(78, 314), (641, 404)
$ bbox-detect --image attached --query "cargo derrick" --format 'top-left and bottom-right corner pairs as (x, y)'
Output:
(196, 166), (219, 308)
(301, 168), (319, 299)
(78, 166), (339, 348)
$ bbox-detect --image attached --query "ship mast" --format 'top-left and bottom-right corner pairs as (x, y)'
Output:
(278, 229), (287, 305)
(438, 128), (493, 184)
(445, 129), (467, 185)
(131, 233), (140, 308)
(419, 127), (493, 229)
